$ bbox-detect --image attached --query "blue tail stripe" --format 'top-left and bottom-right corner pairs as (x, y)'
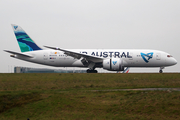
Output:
(18, 39), (42, 51)
(14, 31), (42, 51)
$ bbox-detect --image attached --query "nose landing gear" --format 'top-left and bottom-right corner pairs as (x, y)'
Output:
(159, 67), (164, 73)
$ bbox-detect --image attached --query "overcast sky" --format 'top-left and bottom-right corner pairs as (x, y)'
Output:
(0, 0), (179, 73)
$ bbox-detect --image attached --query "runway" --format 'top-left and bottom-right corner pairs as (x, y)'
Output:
(91, 88), (180, 92)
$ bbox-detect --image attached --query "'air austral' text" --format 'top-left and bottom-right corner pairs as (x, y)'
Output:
(81, 51), (132, 58)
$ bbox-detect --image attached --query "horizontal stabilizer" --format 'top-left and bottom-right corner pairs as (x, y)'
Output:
(4, 50), (33, 58)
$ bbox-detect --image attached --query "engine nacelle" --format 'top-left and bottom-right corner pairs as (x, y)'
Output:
(103, 58), (124, 71)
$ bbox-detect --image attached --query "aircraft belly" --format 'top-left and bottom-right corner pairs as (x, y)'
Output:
(57, 58), (77, 67)
(71, 60), (84, 67)
(125, 57), (166, 67)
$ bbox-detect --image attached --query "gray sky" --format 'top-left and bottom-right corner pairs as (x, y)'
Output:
(0, 0), (179, 73)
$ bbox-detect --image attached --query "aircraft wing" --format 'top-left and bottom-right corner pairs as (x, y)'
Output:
(44, 46), (104, 63)
(4, 50), (33, 58)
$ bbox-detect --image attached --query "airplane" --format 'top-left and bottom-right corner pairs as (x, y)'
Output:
(4, 24), (177, 73)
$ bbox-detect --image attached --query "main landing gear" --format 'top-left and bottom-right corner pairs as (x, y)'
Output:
(86, 62), (98, 73)
(86, 69), (98, 73)
(159, 67), (164, 73)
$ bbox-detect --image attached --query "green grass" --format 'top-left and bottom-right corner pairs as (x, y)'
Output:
(0, 73), (180, 120)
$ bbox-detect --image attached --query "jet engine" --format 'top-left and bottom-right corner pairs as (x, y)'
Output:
(103, 58), (124, 71)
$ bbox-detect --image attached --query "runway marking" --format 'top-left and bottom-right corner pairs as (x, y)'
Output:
(91, 88), (180, 92)
(57, 88), (180, 93)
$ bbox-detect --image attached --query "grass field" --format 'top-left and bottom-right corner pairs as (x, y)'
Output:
(0, 73), (180, 120)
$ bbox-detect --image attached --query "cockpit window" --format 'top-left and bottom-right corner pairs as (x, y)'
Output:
(167, 55), (173, 57)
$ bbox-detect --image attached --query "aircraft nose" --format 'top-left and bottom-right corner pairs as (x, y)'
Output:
(170, 58), (177, 66)
(166, 57), (177, 66)
(173, 58), (177, 65)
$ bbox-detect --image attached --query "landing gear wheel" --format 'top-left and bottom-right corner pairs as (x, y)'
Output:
(159, 67), (164, 73)
(159, 70), (163, 73)
(87, 69), (98, 73)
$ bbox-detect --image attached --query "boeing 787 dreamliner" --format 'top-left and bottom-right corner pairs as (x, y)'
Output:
(4, 24), (177, 73)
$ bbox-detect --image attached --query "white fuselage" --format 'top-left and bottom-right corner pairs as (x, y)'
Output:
(13, 49), (177, 68)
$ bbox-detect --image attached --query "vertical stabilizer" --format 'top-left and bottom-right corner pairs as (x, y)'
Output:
(11, 24), (42, 52)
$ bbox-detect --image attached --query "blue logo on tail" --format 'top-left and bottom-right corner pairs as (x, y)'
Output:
(14, 26), (18, 30)
(141, 52), (153, 63)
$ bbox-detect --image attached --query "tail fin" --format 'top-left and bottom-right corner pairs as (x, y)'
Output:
(11, 24), (42, 52)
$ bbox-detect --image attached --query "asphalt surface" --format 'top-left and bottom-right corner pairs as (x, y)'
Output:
(91, 88), (180, 92)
